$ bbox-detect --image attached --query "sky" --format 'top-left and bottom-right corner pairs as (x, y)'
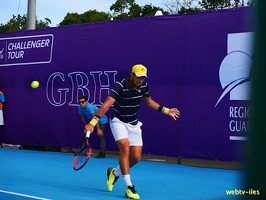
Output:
(0, 0), (166, 27)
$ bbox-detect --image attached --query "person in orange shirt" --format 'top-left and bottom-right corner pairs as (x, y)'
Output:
(0, 85), (20, 149)
(0, 84), (6, 147)
(0, 89), (6, 126)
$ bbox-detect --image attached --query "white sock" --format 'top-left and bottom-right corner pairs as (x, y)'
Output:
(123, 174), (132, 187)
(114, 166), (121, 177)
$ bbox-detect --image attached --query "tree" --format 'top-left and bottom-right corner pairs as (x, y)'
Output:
(199, 0), (231, 10)
(247, 0), (256, 6)
(110, 0), (135, 18)
(128, 3), (142, 18)
(178, 6), (203, 14)
(0, 14), (51, 34)
(162, 0), (202, 14)
(199, 0), (247, 10)
(0, 14), (26, 33)
(81, 10), (111, 23)
(162, 0), (248, 14)
(59, 10), (111, 26)
(110, 0), (168, 19)
(59, 13), (82, 25)
(141, 4), (169, 16)
(36, 18), (52, 28)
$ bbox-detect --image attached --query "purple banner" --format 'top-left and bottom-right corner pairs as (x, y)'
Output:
(0, 34), (53, 66)
(0, 7), (253, 161)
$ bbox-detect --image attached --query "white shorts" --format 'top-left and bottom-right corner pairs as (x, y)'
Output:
(0, 110), (4, 125)
(110, 117), (143, 146)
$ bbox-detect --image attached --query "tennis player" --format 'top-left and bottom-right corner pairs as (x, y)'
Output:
(85, 64), (180, 199)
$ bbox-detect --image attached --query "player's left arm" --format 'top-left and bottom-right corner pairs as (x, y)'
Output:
(143, 96), (180, 120)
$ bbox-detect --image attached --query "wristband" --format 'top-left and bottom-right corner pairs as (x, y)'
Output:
(89, 116), (99, 127)
(158, 105), (163, 112)
(94, 115), (100, 121)
(158, 105), (169, 115)
(163, 107), (169, 115)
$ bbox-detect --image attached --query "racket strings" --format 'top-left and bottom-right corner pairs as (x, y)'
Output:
(73, 146), (92, 170)
(72, 136), (92, 171)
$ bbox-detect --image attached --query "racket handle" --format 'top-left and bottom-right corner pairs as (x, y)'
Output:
(86, 131), (91, 138)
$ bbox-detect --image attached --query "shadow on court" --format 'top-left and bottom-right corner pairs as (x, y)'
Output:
(0, 148), (243, 200)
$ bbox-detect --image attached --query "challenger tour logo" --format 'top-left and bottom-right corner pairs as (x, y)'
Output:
(216, 32), (254, 141)
(0, 34), (54, 67)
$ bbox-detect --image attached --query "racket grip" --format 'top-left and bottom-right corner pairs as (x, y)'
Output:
(86, 131), (91, 138)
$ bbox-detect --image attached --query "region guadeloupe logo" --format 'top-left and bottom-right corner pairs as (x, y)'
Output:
(216, 32), (253, 141)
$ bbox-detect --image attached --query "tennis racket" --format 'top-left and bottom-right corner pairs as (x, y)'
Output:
(73, 131), (92, 171)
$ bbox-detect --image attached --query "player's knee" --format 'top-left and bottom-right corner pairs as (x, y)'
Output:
(136, 155), (141, 162)
(119, 143), (130, 154)
(132, 154), (141, 162)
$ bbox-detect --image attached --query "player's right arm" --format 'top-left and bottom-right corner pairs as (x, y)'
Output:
(96, 96), (115, 117)
(85, 96), (115, 133)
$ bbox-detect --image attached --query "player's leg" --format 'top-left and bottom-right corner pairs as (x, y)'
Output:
(129, 146), (142, 168)
(107, 118), (128, 192)
(118, 138), (131, 175)
(107, 118), (141, 199)
(107, 138), (131, 192)
(114, 139), (140, 199)
(123, 122), (143, 200)
(123, 146), (142, 199)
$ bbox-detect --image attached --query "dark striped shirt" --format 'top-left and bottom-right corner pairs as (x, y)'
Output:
(109, 77), (150, 125)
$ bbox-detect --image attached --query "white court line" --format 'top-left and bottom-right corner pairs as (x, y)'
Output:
(0, 190), (51, 200)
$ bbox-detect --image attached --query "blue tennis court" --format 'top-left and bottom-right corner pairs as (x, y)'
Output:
(0, 148), (243, 200)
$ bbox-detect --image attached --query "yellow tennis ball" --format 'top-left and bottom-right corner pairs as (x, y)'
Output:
(31, 81), (39, 89)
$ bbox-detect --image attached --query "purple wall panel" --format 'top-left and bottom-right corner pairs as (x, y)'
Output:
(0, 7), (253, 161)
